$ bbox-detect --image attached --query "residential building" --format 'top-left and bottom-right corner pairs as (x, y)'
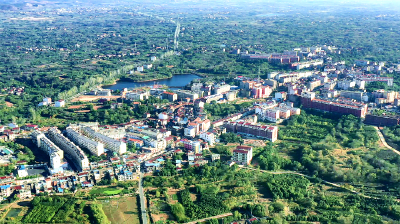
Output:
(81, 127), (126, 155)
(65, 127), (105, 156)
(162, 91), (178, 102)
(301, 91), (368, 118)
(184, 126), (196, 138)
(55, 100), (65, 108)
(213, 84), (231, 95)
(126, 90), (150, 101)
(141, 129), (163, 140)
(337, 80), (356, 90)
(31, 131), (64, 161)
(232, 146), (253, 165)
(252, 86), (272, 99)
(128, 139), (144, 148)
(181, 140), (202, 153)
(47, 128), (89, 171)
(226, 91), (237, 101)
(211, 154), (220, 161)
(97, 90), (111, 96)
(224, 121), (279, 142)
(307, 80), (322, 91)
(199, 132), (216, 146)
(176, 90), (199, 101)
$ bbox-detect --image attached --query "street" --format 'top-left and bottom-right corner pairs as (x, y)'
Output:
(139, 172), (148, 224)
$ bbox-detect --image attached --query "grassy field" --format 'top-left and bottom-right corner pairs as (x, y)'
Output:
(100, 197), (140, 224)
(90, 187), (123, 196)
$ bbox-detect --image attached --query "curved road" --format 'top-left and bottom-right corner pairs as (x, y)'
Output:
(374, 126), (400, 156)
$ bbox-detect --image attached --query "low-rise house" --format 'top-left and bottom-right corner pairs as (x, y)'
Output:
(110, 157), (121, 164)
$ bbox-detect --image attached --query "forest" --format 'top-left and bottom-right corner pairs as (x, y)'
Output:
(1, 0), (400, 127)
(144, 160), (400, 223)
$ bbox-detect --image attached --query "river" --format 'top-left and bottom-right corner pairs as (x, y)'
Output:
(103, 74), (201, 91)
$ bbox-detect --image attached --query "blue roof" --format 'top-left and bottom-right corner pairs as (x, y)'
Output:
(2, 148), (13, 155)
(0, 185), (10, 190)
(19, 165), (25, 170)
(156, 158), (165, 162)
(58, 188), (63, 192)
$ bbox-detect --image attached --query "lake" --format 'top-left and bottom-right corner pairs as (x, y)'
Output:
(103, 74), (201, 91)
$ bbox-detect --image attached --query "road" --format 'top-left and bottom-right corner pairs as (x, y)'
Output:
(373, 126), (400, 156)
(183, 213), (233, 224)
(139, 172), (148, 224)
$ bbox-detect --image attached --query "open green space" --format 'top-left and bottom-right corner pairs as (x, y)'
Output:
(100, 197), (140, 224)
(89, 187), (123, 196)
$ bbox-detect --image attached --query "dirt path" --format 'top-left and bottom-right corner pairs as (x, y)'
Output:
(184, 213), (233, 224)
(373, 126), (400, 156)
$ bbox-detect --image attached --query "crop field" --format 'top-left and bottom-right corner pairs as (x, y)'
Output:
(100, 197), (140, 224)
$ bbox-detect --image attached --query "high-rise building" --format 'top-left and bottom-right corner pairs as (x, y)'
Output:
(47, 128), (89, 171)
(81, 127), (126, 155)
(31, 131), (63, 169)
(65, 127), (104, 156)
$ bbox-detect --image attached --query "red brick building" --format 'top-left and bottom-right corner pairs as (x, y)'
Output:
(301, 92), (368, 118)
(224, 121), (278, 142)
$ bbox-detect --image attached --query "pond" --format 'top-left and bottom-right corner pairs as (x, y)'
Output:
(6, 208), (22, 218)
(103, 74), (201, 91)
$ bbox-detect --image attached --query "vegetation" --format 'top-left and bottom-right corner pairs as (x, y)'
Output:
(219, 133), (243, 144)
(144, 160), (400, 223)
(382, 125), (400, 149)
(23, 196), (89, 223)
(89, 203), (110, 224)
(205, 102), (252, 118)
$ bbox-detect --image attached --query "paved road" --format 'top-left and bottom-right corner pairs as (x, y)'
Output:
(184, 213), (233, 224)
(374, 126), (400, 156)
(139, 172), (148, 224)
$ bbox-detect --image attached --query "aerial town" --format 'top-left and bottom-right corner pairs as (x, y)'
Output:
(2, 0), (400, 222)
(0, 45), (398, 210)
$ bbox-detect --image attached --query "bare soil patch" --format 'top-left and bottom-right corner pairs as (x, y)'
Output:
(71, 95), (120, 102)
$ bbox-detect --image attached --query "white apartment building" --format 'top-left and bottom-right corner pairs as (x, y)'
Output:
(98, 128), (126, 139)
(81, 127), (126, 155)
(142, 129), (163, 140)
(47, 128), (89, 171)
(65, 127), (105, 156)
(184, 126), (196, 138)
(97, 90), (111, 96)
(213, 84), (231, 95)
(199, 132), (216, 146)
(50, 152), (61, 170)
(126, 91), (150, 101)
(144, 138), (166, 151)
(31, 131), (63, 168)
(337, 80), (356, 90)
